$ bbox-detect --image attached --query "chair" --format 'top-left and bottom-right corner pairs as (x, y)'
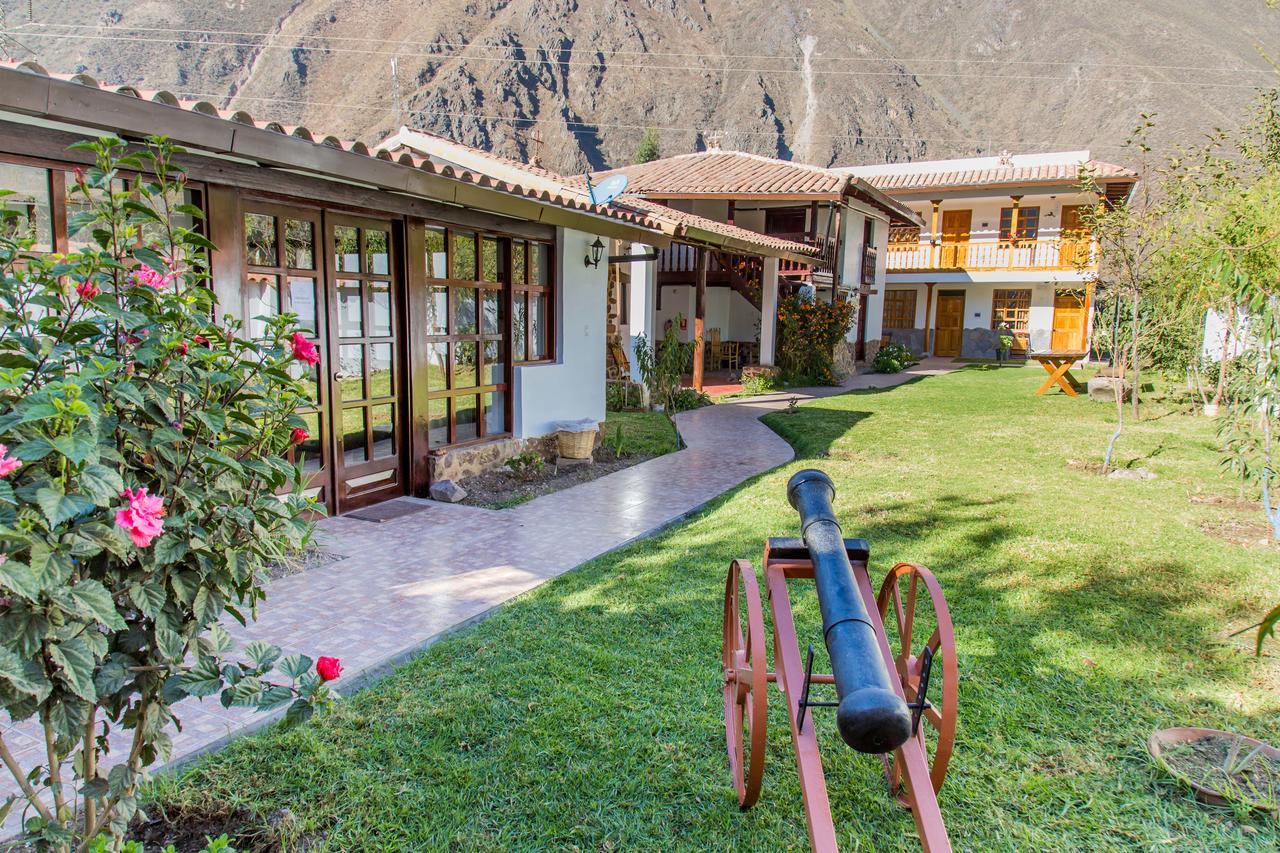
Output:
(707, 327), (728, 370)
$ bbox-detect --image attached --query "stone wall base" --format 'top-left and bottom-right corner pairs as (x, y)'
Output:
(834, 341), (858, 379)
(428, 434), (560, 483)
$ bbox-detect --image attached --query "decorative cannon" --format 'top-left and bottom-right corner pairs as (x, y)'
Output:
(722, 469), (957, 852)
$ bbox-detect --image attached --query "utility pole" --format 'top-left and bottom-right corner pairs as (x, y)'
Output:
(390, 57), (403, 130)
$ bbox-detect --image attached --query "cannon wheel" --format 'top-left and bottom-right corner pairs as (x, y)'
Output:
(876, 562), (958, 802)
(723, 559), (767, 809)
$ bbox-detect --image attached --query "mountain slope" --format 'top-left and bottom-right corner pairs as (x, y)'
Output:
(2, 0), (1277, 173)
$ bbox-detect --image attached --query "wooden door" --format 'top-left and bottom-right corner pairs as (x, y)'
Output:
(325, 213), (407, 512)
(1051, 290), (1087, 352)
(934, 291), (965, 356)
(1058, 205), (1090, 269)
(939, 209), (972, 268)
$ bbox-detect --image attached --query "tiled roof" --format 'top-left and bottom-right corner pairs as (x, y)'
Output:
(385, 130), (822, 260)
(842, 155), (1138, 193)
(0, 60), (669, 235)
(581, 150), (850, 196)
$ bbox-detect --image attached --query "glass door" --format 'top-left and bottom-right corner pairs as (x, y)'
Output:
(325, 213), (405, 511)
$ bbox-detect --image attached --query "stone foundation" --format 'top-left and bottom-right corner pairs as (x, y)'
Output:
(428, 433), (560, 483)
(883, 328), (926, 356)
(833, 341), (858, 379)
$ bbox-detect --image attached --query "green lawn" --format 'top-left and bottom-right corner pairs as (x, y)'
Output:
(603, 409), (680, 457)
(150, 367), (1280, 850)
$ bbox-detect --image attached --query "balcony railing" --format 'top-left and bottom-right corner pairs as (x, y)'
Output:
(885, 238), (1096, 272)
(657, 234), (835, 278)
(768, 232), (836, 276)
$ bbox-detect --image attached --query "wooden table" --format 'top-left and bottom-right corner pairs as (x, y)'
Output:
(1032, 351), (1086, 396)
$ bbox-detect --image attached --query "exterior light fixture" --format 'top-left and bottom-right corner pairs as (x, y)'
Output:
(584, 237), (605, 268)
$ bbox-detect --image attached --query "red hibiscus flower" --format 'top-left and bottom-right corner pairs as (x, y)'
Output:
(290, 427), (309, 445)
(316, 656), (342, 682)
(291, 333), (320, 366)
(75, 280), (100, 301)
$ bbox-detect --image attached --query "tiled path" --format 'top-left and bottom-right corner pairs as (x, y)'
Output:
(0, 359), (955, 833)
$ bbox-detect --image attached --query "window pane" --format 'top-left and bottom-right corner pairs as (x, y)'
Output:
(483, 340), (504, 385)
(425, 227), (447, 278)
(242, 272), (278, 338)
(512, 240), (527, 284)
(530, 293), (547, 360)
(455, 395), (478, 443)
(0, 164), (51, 252)
(453, 287), (477, 335)
(291, 359), (320, 405)
(297, 412), (323, 476)
(370, 405), (395, 459)
(338, 344), (365, 399)
(428, 342), (448, 391)
(513, 293), (527, 362)
(342, 408), (368, 465)
(334, 225), (360, 272)
(428, 398), (448, 447)
(454, 340), (478, 389)
(481, 237), (501, 282)
(285, 219), (315, 269)
(369, 280), (392, 336)
(484, 392), (505, 437)
(452, 231), (476, 280)
(336, 279), (363, 336)
(366, 228), (390, 275)
(370, 342), (394, 398)
(286, 276), (319, 335)
(427, 285), (448, 335)
(244, 212), (277, 266)
(531, 242), (550, 285)
(482, 289), (502, 335)
(65, 179), (112, 252)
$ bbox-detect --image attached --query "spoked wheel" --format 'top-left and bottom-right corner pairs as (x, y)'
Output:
(723, 558), (767, 809)
(876, 562), (958, 803)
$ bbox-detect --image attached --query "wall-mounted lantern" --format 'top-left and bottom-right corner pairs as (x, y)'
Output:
(584, 237), (606, 268)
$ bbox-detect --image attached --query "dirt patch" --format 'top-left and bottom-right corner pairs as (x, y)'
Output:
(1190, 493), (1260, 512)
(1201, 518), (1279, 549)
(1159, 734), (1280, 810)
(460, 447), (658, 509)
(1065, 458), (1105, 475)
(266, 546), (345, 580)
(129, 803), (283, 852)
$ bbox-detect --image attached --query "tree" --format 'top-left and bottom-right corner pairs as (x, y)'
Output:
(633, 127), (661, 164)
(0, 138), (337, 849)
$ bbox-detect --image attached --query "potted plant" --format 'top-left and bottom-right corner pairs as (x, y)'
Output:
(996, 323), (1015, 363)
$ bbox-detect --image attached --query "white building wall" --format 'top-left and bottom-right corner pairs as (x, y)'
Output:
(514, 227), (607, 438)
(862, 217), (890, 346)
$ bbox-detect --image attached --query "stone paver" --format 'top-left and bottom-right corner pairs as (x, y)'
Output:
(0, 359), (955, 833)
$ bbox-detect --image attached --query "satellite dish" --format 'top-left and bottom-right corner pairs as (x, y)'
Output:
(584, 173), (630, 206)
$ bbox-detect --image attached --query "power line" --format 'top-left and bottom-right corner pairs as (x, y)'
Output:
(10, 28), (1276, 88)
(19, 21), (1279, 75)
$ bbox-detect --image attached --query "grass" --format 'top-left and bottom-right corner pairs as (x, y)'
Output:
(602, 409), (680, 457)
(149, 366), (1280, 850)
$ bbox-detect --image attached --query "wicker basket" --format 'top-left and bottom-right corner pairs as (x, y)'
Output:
(557, 428), (596, 460)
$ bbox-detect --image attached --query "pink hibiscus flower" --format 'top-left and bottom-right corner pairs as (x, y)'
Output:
(75, 280), (100, 301)
(291, 333), (320, 366)
(0, 445), (21, 478)
(130, 266), (176, 290)
(114, 487), (166, 548)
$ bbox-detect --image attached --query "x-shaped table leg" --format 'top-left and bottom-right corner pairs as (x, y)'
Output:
(1035, 359), (1080, 396)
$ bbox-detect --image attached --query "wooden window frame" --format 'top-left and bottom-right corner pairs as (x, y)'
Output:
(991, 288), (1033, 350)
(999, 206), (1040, 244)
(883, 289), (918, 330)
(512, 238), (556, 365)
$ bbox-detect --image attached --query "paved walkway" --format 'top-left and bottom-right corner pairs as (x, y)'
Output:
(0, 359), (955, 832)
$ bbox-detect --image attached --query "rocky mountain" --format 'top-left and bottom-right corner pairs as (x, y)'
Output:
(2, 0), (1277, 174)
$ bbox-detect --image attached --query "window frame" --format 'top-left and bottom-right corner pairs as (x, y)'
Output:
(511, 238), (556, 365)
(999, 206), (1040, 244)
(991, 288), (1033, 349)
(883, 289), (918, 330)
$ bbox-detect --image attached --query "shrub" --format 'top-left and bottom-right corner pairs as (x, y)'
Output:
(871, 341), (919, 374)
(0, 138), (336, 848)
(504, 450), (545, 481)
(634, 317), (696, 413)
(776, 294), (856, 385)
(740, 372), (781, 396)
(671, 388), (712, 412)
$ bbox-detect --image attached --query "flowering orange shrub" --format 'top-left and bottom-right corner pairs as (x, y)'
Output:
(776, 294), (856, 384)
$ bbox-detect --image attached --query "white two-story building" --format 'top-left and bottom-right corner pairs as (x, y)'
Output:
(837, 151), (1137, 360)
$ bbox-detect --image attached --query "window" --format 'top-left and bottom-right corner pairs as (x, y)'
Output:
(512, 239), (555, 362)
(424, 226), (510, 448)
(889, 225), (921, 245)
(883, 289), (917, 330)
(991, 288), (1032, 349)
(999, 206), (1040, 243)
(0, 162), (53, 252)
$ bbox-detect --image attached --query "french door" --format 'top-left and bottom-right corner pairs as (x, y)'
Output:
(325, 213), (405, 511)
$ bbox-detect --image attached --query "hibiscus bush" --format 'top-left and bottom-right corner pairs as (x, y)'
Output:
(776, 293), (856, 385)
(0, 137), (338, 849)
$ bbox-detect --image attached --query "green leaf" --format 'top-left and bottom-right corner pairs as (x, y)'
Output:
(79, 464), (124, 507)
(282, 698), (315, 728)
(128, 581), (166, 619)
(93, 656), (132, 697)
(1257, 603), (1280, 655)
(278, 654), (313, 680)
(68, 579), (127, 630)
(49, 637), (98, 702)
(243, 641), (281, 672)
(27, 539), (73, 590)
(0, 480), (13, 506)
(0, 560), (41, 600)
(132, 245), (169, 274)
(49, 433), (97, 465)
(0, 647), (51, 701)
(35, 484), (95, 527)
(151, 535), (188, 566)
(177, 658), (222, 698)
(154, 627), (186, 662)
(111, 381), (145, 408)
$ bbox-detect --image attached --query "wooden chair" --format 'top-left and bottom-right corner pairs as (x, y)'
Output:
(707, 327), (728, 370)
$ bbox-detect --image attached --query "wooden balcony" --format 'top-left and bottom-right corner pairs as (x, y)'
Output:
(885, 238), (1096, 273)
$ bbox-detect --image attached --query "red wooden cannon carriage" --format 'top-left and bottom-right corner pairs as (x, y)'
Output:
(722, 471), (957, 852)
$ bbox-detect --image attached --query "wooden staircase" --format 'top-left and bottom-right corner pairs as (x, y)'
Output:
(716, 252), (763, 311)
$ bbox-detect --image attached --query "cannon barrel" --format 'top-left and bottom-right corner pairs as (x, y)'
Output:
(786, 469), (912, 754)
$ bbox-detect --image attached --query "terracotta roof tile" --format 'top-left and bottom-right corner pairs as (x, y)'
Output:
(579, 150), (849, 196)
(848, 159), (1137, 192)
